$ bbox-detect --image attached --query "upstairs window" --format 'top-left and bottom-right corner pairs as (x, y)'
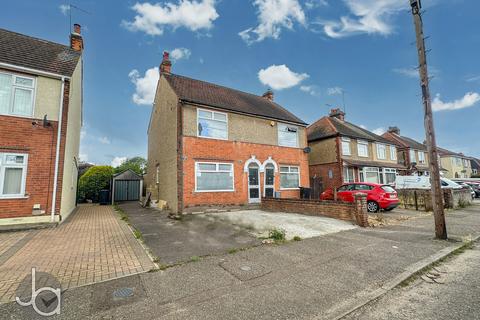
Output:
(197, 109), (228, 140)
(390, 145), (397, 161)
(0, 72), (35, 117)
(376, 143), (386, 160)
(418, 151), (426, 164)
(410, 149), (416, 163)
(357, 140), (369, 157)
(341, 137), (351, 156)
(278, 123), (298, 147)
(0, 153), (28, 198)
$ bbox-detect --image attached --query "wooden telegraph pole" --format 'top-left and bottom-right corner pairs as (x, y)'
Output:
(409, 0), (447, 239)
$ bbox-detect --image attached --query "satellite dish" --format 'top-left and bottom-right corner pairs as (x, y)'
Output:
(303, 147), (311, 154)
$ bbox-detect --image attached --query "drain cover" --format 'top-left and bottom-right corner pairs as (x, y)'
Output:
(113, 287), (134, 298)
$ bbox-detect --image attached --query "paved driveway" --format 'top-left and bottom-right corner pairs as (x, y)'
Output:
(0, 205), (154, 303)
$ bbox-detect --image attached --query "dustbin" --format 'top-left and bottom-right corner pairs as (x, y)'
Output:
(299, 187), (312, 199)
(99, 189), (110, 205)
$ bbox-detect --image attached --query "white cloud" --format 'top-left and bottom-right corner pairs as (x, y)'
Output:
(320, 0), (406, 38)
(239, 0), (306, 44)
(258, 65), (309, 90)
(305, 0), (328, 10)
(128, 67), (159, 106)
(111, 157), (127, 168)
(59, 4), (70, 15)
(300, 85), (317, 96)
(98, 136), (111, 144)
(170, 47), (191, 61)
(432, 92), (480, 112)
(123, 0), (219, 36)
(327, 87), (343, 95)
(79, 153), (89, 162)
(372, 127), (386, 135)
(393, 66), (439, 79)
(466, 75), (480, 83)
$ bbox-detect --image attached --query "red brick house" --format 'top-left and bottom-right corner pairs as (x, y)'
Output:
(145, 53), (309, 213)
(0, 25), (83, 225)
(307, 109), (405, 191)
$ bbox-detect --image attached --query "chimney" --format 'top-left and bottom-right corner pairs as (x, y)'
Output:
(388, 126), (400, 135)
(70, 24), (84, 52)
(160, 51), (172, 74)
(329, 108), (345, 121)
(262, 89), (274, 101)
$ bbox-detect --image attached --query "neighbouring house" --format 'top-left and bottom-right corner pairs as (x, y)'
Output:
(471, 158), (480, 177)
(307, 109), (405, 191)
(145, 53), (309, 213)
(438, 148), (473, 179)
(382, 127), (430, 175)
(0, 25), (84, 225)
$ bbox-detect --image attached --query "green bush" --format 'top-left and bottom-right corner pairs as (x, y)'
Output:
(268, 229), (286, 241)
(78, 166), (113, 202)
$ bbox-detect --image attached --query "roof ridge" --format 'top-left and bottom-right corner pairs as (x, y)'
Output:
(0, 28), (76, 52)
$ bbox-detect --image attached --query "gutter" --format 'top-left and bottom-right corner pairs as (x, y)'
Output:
(0, 62), (70, 80)
(51, 77), (66, 222)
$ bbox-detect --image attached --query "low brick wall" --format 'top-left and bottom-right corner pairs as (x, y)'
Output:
(398, 188), (472, 211)
(444, 189), (472, 209)
(261, 194), (369, 227)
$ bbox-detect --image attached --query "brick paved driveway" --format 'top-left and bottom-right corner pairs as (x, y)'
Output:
(0, 205), (155, 303)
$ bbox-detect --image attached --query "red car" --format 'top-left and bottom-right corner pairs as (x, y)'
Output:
(320, 182), (399, 213)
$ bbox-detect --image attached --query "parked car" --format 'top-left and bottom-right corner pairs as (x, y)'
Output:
(462, 182), (480, 198)
(320, 182), (399, 213)
(457, 182), (476, 200)
(395, 176), (462, 190)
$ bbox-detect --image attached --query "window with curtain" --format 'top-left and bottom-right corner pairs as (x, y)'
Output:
(197, 109), (228, 140)
(390, 145), (397, 161)
(418, 151), (426, 164)
(357, 140), (369, 157)
(343, 167), (355, 183)
(0, 153), (28, 197)
(376, 144), (386, 160)
(383, 168), (397, 185)
(278, 123), (298, 147)
(410, 149), (417, 163)
(196, 162), (234, 192)
(280, 166), (300, 189)
(341, 137), (351, 156)
(0, 72), (35, 117)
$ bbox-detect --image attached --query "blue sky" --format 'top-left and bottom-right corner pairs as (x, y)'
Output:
(1, 0), (479, 165)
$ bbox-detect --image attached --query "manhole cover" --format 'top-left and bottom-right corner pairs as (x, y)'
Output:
(240, 266), (252, 271)
(113, 288), (134, 298)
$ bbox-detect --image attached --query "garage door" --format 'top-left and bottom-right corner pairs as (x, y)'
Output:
(114, 180), (140, 202)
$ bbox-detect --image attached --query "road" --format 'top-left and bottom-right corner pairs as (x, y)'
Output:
(343, 243), (480, 320)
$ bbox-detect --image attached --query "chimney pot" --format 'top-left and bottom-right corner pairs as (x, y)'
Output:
(329, 108), (345, 121)
(70, 23), (83, 52)
(262, 89), (274, 101)
(160, 51), (172, 74)
(388, 126), (400, 135)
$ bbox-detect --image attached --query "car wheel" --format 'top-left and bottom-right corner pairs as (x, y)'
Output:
(367, 201), (379, 213)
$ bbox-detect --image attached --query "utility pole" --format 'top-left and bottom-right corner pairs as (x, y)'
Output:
(409, 0), (447, 239)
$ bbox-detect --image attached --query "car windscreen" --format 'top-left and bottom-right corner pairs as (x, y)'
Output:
(381, 185), (396, 193)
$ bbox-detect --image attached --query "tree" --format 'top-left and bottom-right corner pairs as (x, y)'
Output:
(78, 166), (114, 202)
(114, 157), (147, 175)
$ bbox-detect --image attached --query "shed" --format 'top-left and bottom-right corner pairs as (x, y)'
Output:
(112, 169), (143, 204)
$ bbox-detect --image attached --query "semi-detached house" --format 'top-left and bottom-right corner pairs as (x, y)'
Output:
(307, 109), (405, 191)
(145, 53), (309, 213)
(0, 25), (83, 224)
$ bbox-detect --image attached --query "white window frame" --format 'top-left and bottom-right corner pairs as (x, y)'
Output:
(418, 151), (426, 164)
(279, 165), (300, 190)
(0, 72), (36, 118)
(361, 167), (380, 183)
(357, 140), (369, 157)
(390, 145), (397, 161)
(383, 168), (397, 185)
(278, 123), (299, 148)
(376, 143), (386, 160)
(343, 166), (355, 183)
(196, 108), (228, 140)
(0, 153), (29, 198)
(341, 137), (351, 156)
(410, 149), (417, 163)
(195, 162), (234, 193)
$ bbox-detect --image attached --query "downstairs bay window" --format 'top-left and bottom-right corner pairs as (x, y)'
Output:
(0, 153), (28, 198)
(383, 168), (397, 185)
(343, 167), (355, 183)
(195, 162), (234, 192)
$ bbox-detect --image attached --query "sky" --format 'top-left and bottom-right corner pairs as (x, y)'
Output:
(1, 0), (479, 166)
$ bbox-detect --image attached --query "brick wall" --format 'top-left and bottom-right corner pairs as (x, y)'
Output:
(182, 136), (310, 209)
(398, 188), (473, 211)
(261, 194), (369, 227)
(309, 162), (343, 192)
(0, 81), (69, 219)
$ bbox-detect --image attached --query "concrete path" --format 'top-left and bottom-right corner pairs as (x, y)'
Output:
(2, 202), (479, 319)
(0, 205), (154, 303)
(343, 243), (480, 320)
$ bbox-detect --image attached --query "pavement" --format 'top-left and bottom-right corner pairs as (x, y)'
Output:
(0, 205), (154, 304)
(117, 202), (261, 266)
(206, 209), (357, 240)
(343, 243), (480, 320)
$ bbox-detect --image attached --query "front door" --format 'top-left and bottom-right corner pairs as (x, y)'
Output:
(248, 163), (260, 203)
(264, 164), (275, 197)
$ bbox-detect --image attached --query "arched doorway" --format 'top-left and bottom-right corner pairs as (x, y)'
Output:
(248, 163), (260, 203)
(264, 163), (275, 197)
